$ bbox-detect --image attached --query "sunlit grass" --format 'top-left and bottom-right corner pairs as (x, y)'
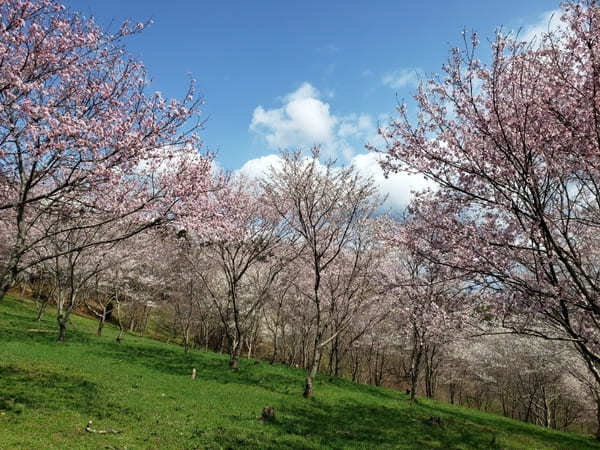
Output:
(1, 294), (598, 449)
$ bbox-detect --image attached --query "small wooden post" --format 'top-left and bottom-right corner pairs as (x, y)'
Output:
(191, 368), (196, 380)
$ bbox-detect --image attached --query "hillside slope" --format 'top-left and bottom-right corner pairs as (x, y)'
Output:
(1, 295), (598, 449)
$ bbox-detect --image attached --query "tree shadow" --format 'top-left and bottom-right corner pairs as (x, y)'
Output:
(1, 299), (93, 344)
(94, 341), (306, 396)
(414, 400), (600, 449)
(192, 391), (600, 449)
(93, 340), (400, 404)
(263, 398), (501, 449)
(0, 365), (119, 420)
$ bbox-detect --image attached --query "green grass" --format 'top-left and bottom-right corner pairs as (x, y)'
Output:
(1, 295), (599, 449)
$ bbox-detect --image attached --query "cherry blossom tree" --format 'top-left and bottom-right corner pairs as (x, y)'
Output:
(380, 218), (470, 400)
(449, 335), (591, 431)
(83, 274), (115, 338)
(0, 0), (217, 303)
(263, 148), (382, 397)
(346, 316), (394, 386)
(262, 265), (296, 364)
(321, 242), (386, 379)
(35, 208), (123, 341)
(101, 242), (141, 344)
(169, 266), (204, 354)
(273, 271), (315, 368)
(110, 230), (173, 342)
(153, 233), (216, 353)
(83, 233), (157, 339)
(19, 256), (56, 321)
(186, 179), (291, 369)
(376, 1), (600, 413)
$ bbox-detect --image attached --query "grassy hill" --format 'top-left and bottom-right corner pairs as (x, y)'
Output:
(1, 295), (599, 449)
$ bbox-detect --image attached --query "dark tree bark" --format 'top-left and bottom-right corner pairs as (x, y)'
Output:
(229, 337), (242, 369)
(57, 318), (67, 342)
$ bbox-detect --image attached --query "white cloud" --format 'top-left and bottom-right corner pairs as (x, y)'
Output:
(236, 151), (432, 212)
(250, 82), (375, 160)
(283, 82), (320, 103)
(382, 68), (423, 90)
(350, 152), (432, 211)
(338, 113), (373, 138)
(237, 154), (283, 179)
(521, 9), (563, 45)
(250, 82), (337, 150)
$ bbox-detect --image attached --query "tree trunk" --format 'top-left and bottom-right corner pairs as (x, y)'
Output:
(543, 389), (551, 428)
(57, 318), (67, 342)
(0, 268), (14, 303)
(246, 335), (253, 359)
(0, 245), (22, 303)
(183, 327), (191, 353)
(424, 346), (435, 398)
(56, 288), (77, 343)
(327, 341), (335, 376)
(204, 324), (209, 352)
(409, 343), (423, 401)
(303, 339), (321, 398)
(352, 351), (360, 383)
(116, 327), (125, 344)
(36, 300), (49, 321)
(334, 335), (341, 378)
(115, 299), (124, 344)
(218, 333), (225, 353)
(375, 348), (386, 387)
(524, 394), (534, 423)
(229, 339), (242, 369)
(425, 368), (432, 398)
(595, 393), (600, 440)
(97, 310), (106, 337)
(304, 273), (323, 398)
(140, 305), (150, 337)
(270, 332), (278, 364)
(449, 383), (456, 405)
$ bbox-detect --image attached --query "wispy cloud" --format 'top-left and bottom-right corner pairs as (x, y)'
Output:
(520, 9), (563, 45)
(382, 68), (423, 89)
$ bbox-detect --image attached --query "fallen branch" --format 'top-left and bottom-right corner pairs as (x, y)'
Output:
(85, 420), (122, 434)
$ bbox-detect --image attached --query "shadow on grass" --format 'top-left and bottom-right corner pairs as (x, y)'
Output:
(1, 300), (93, 345)
(2, 296), (396, 400)
(0, 365), (121, 421)
(87, 341), (589, 449)
(95, 341), (303, 396)
(416, 400), (600, 449)
(90, 339), (600, 449)
(263, 398), (503, 450)
(93, 340), (399, 404)
(195, 399), (503, 449)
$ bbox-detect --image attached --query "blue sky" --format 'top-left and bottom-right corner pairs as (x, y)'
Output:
(65, 0), (559, 208)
